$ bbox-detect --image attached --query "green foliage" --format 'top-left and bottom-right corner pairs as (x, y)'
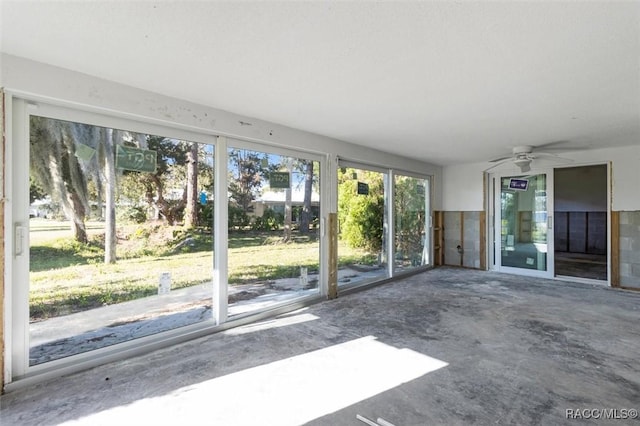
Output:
(228, 204), (250, 230)
(29, 116), (91, 242)
(30, 237), (104, 272)
(338, 168), (385, 252)
(116, 206), (147, 224)
(394, 175), (427, 262)
(30, 175), (47, 204)
(228, 149), (266, 214)
(252, 208), (284, 231)
(198, 203), (213, 227)
(131, 226), (153, 240)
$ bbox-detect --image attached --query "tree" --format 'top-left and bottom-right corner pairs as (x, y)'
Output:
(29, 175), (46, 204)
(394, 176), (427, 264)
(281, 158), (295, 242)
(102, 128), (118, 263)
(120, 136), (188, 225)
(299, 160), (314, 234)
(338, 168), (385, 252)
(184, 142), (199, 228)
(228, 149), (263, 215)
(30, 116), (91, 243)
(284, 178), (292, 242)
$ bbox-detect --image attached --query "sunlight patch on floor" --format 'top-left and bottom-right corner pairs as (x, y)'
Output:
(224, 311), (320, 335)
(61, 336), (448, 426)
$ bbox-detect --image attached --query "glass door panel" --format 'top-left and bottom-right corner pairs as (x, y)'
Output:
(337, 167), (389, 287)
(226, 146), (321, 316)
(28, 115), (215, 366)
(394, 174), (430, 273)
(499, 173), (550, 274)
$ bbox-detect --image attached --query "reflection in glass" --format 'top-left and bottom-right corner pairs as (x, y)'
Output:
(337, 167), (389, 286)
(394, 175), (429, 272)
(500, 174), (547, 270)
(227, 148), (321, 316)
(29, 116), (214, 365)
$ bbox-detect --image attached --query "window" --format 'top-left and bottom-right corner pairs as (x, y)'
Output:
(26, 115), (215, 365)
(226, 144), (321, 316)
(394, 174), (430, 272)
(337, 166), (390, 286)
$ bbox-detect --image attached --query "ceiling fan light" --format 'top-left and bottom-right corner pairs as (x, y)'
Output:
(513, 158), (531, 172)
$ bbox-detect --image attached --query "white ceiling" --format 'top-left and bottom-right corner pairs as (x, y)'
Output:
(1, 1), (639, 166)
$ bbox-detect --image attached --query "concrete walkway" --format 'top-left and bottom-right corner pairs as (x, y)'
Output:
(5, 267), (639, 425)
(29, 266), (386, 365)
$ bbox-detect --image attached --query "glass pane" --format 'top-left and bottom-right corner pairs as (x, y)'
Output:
(227, 147), (320, 316)
(337, 167), (389, 286)
(394, 175), (429, 272)
(500, 174), (547, 270)
(29, 116), (214, 365)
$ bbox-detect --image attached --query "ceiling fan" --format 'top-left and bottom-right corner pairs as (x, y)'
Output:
(485, 142), (579, 173)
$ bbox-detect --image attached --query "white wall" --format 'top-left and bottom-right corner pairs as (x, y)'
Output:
(0, 54), (443, 209)
(441, 162), (486, 211)
(443, 145), (640, 212)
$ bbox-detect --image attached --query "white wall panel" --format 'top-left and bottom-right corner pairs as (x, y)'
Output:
(0, 53), (443, 208)
(442, 162), (485, 211)
(443, 145), (639, 211)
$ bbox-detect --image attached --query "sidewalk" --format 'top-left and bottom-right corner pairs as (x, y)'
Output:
(29, 266), (386, 365)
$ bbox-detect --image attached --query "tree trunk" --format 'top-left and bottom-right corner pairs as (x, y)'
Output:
(103, 128), (117, 264)
(96, 177), (104, 220)
(184, 142), (199, 228)
(284, 186), (292, 242)
(96, 136), (104, 220)
(68, 191), (88, 243)
(300, 161), (314, 234)
(49, 140), (89, 244)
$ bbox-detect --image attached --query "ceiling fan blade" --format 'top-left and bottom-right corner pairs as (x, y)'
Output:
(534, 140), (589, 152)
(535, 140), (571, 149)
(534, 152), (574, 162)
(489, 155), (512, 163)
(484, 160), (509, 172)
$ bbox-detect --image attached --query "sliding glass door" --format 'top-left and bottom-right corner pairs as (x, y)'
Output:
(394, 173), (431, 273)
(337, 166), (390, 286)
(494, 172), (554, 277)
(11, 101), (216, 377)
(226, 141), (322, 317)
(337, 162), (432, 287)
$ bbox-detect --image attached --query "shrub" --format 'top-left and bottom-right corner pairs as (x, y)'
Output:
(228, 205), (250, 230)
(338, 169), (385, 252)
(252, 208), (284, 231)
(116, 206), (147, 224)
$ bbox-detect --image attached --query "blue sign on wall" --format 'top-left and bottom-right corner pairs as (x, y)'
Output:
(509, 178), (529, 191)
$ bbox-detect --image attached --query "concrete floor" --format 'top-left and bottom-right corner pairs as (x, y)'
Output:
(2, 267), (640, 425)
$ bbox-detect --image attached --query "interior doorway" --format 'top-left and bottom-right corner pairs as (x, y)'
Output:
(553, 165), (608, 281)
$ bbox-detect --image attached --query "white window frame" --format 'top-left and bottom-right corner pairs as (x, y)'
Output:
(336, 159), (434, 283)
(491, 168), (555, 279)
(225, 137), (329, 305)
(7, 98), (221, 383)
(4, 97), (331, 388)
(391, 171), (433, 276)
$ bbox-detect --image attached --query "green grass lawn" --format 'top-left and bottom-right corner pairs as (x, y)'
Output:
(29, 223), (376, 320)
